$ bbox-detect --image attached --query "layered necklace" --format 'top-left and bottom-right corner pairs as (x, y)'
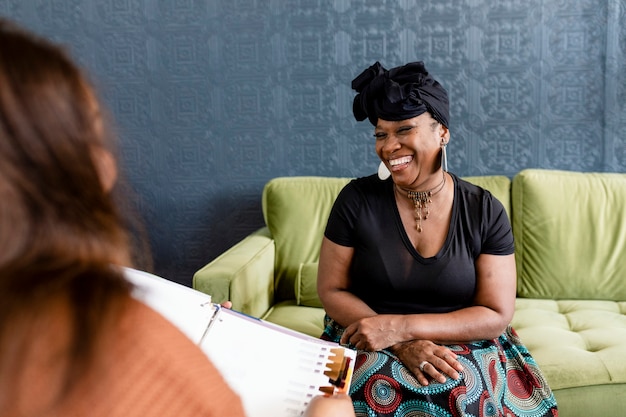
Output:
(399, 171), (446, 233)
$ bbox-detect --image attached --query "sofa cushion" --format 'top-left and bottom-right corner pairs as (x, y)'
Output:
(261, 300), (326, 338)
(512, 298), (626, 415)
(512, 169), (626, 300)
(512, 299), (626, 390)
(295, 262), (322, 308)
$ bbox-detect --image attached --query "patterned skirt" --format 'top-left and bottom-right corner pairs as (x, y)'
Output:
(321, 316), (558, 417)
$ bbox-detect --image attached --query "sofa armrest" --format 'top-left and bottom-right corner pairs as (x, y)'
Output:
(192, 227), (276, 318)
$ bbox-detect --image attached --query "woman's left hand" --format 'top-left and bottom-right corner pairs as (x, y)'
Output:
(340, 315), (403, 351)
(391, 339), (463, 385)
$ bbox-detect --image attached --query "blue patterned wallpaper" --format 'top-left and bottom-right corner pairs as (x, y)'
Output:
(2, 0), (625, 285)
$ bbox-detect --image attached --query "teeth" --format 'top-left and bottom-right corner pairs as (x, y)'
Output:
(389, 156), (412, 166)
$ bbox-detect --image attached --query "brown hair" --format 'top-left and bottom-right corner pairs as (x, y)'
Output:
(0, 19), (146, 409)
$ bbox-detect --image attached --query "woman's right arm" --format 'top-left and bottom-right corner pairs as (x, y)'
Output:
(318, 237), (417, 350)
(317, 237), (377, 328)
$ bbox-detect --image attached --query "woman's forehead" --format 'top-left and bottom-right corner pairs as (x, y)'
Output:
(376, 113), (434, 129)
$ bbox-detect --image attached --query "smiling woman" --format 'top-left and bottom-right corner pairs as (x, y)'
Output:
(316, 61), (559, 417)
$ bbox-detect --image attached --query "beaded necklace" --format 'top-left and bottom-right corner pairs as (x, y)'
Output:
(400, 171), (446, 233)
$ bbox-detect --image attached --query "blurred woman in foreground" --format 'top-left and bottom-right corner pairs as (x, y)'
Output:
(0, 18), (353, 417)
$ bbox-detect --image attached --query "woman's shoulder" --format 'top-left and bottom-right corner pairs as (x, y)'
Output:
(452, 173), (487, 195)
(82, 296), (245, 417)
(332, 174), (390, 211)
(346, 173), (390, 195)
(117, 297), (242, 391)
(451, 173), (503, 207)
(352, 173), (386, 186)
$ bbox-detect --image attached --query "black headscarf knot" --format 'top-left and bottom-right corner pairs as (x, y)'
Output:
(351, 61), (449, 128)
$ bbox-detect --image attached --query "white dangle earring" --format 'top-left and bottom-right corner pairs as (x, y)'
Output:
(440, 139), (448, 172)
(378, 161), (391, 180)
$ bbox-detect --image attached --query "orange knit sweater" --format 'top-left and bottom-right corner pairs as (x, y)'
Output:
(2, 295), (245, 417)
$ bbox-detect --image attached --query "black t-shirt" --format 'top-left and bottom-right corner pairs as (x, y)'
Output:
(324, 173), (514, 315)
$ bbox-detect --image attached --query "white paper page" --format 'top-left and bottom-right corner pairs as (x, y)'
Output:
(199, 308), (354, 417)
(123, 267), (216, 344)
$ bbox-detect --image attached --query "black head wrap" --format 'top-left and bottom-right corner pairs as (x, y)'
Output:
(351, 61), (449, 128)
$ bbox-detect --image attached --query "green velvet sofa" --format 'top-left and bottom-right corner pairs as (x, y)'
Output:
(193, 169), (626, 417)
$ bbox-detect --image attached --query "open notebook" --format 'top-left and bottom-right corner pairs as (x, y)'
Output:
(124, 267), (356, 417)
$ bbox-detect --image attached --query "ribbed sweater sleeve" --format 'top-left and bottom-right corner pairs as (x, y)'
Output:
(55, 297), (246, 417)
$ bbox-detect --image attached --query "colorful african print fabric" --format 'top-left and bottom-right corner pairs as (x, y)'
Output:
(322, 317), (558, 417)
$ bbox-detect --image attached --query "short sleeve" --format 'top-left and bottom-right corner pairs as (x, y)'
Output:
(480, 191), (515, 256)
(324, 180), (362, 247)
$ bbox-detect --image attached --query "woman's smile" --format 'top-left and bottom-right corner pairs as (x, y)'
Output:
(389, 155), (413, 171)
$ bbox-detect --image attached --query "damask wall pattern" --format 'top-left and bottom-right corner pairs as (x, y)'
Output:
(1, 0), (624, 284)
